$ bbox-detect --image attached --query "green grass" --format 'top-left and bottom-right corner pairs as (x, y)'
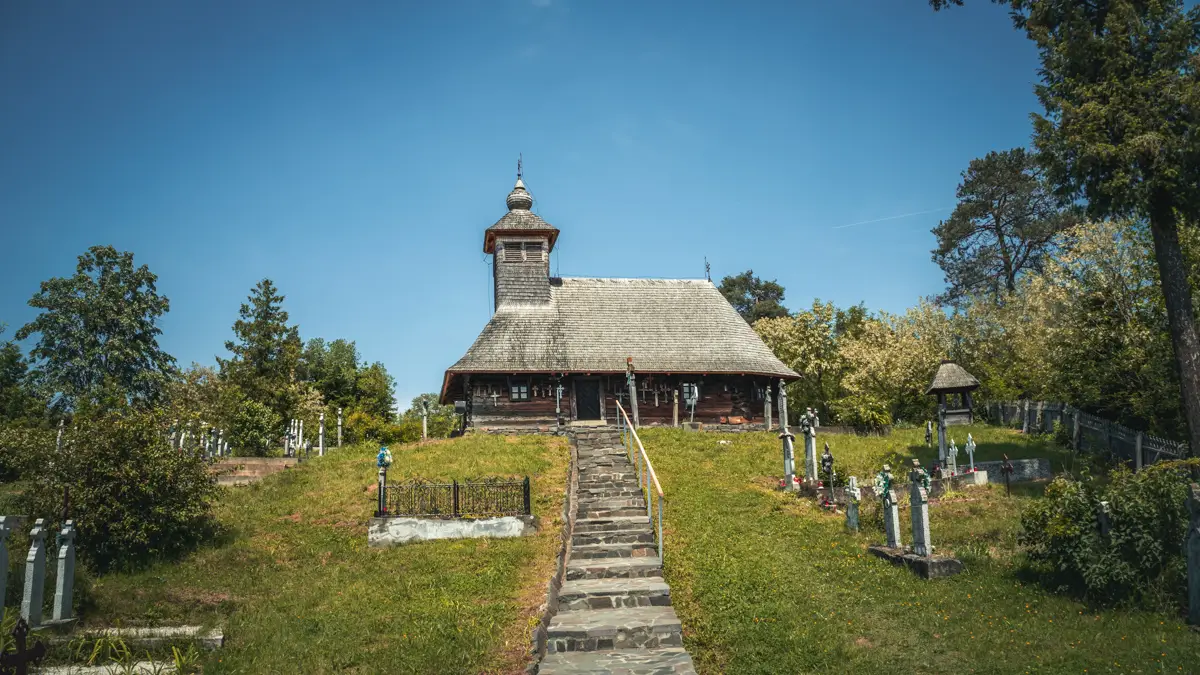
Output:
(643, 425), (1200, 674)
(78, 434), (568, 675)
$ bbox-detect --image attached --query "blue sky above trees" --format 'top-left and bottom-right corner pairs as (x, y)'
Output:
(0, 0), (1041, 407)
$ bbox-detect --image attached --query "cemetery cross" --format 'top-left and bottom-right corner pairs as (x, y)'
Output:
(0, 618), (47, 675)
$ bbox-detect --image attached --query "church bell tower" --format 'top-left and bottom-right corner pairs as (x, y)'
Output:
(483, 162), (560, 310)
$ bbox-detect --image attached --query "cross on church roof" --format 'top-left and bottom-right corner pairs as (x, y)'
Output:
(517, 154), (523, 181)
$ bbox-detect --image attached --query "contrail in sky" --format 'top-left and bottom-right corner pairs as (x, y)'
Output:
(832, 206), (955, 230)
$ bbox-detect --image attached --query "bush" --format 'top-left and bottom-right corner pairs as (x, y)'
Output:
(228, 396), (281, 457)
(1051, 418), (1072, 448)
(1018, 458), (1199, 609)
(19, 407), (220, 573)
(0, 423), (55, 481)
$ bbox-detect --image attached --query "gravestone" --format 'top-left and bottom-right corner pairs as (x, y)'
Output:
(779, 430), (796, 490)
(801, 408), (818, 484)
(337, 407), (344, 447)
(875, 465), (901, 548)
(947, 438), (959, 476)
(845, 476), (861, 532)
(21, 519), (46, 627)
(909, 460), (931, 557)
(1186, 483), (1199, 626)
(779, 384), (795, 489)
(319, 412), (326, 457)
(52, 520), (76, 622)
(966, 433), (976, 472)
(0, 516), (14, 606)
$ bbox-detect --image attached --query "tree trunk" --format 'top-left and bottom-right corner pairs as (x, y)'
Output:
(1147, 207), (1200, 457)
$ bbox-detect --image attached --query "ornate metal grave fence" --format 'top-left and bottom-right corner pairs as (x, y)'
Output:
(380, 478), (531, 517)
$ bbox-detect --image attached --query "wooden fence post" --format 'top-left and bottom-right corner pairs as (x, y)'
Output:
(1073, 409), (1081, 451)
(1135, 432), (1144, 470)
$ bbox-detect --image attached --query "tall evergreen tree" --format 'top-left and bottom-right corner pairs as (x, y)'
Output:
(219, 279), (302, 419)
(932, 148), (1078, 305)
(932, 0), (1200, 454)
(718, 270), (789, 324)
(16, 245), (175, 409)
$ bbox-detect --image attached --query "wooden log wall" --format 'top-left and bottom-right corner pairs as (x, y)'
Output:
(465, 373), (777, 427)
(470, 375), (568, 426)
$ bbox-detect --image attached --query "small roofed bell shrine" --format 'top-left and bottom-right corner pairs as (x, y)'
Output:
(926, 361), (980, 427)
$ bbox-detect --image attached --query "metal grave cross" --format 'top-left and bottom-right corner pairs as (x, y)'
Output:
(0, 617), (47, 675)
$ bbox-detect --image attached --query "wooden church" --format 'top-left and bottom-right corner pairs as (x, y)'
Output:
(439, 173), (799, 431)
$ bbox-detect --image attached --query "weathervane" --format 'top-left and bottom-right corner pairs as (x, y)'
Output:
(704, 257), (711, 282)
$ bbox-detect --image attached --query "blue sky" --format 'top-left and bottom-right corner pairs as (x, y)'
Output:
(0, 0), (1039, 410)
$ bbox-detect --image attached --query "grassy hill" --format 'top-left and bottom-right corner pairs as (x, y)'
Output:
(642, 425), (1200, 674)
(80, 434), (568, 674)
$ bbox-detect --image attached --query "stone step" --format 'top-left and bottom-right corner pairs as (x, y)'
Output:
(216, 476), (261, 487)
(577, 487), (642, 499)
(571, 542), (657, 560)
(567, 557), (663, 581)
(539, 648), (697, 674)
(572, 529), (654, 547)
(558, 577), (671, 611)
(578, 445), (626, 455)
(574, 516), (651, 534)
(578, 505), (648, 519)
(578, 457), (633, 468)
(577, 474), (637, 485)
(47, 625), (224, 651)
(578, 497), (644, 509)
(546, 606), (683, 653)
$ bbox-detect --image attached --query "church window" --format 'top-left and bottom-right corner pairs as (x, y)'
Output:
(525, 242), (544, 261)
(509, 379), (530, 402)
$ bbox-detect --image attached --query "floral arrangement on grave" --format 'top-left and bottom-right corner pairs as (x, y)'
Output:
(820, 442), (835, 489)
(909, 458), (930, 492)
(874, 464), (893, 501)
(376, 446), (393, 469)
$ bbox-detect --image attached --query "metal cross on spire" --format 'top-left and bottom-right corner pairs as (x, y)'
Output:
(517, 154), (523, 181)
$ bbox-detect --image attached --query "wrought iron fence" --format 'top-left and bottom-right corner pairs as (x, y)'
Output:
(378, 477), (531, 517)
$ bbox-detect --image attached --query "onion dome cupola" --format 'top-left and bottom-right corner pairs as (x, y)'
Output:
(483, 168), (560, 254)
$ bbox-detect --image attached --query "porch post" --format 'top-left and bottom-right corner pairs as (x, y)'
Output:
(626, 358), (639, 428)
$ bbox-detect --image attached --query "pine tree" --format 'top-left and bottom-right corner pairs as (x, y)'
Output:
(218, 279), (302, 419)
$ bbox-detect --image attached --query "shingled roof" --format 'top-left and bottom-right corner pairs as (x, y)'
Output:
(445, 277), (799, 379)
(925, 361), (980, 395)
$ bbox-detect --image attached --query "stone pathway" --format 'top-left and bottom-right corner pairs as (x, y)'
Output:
(539, 428), (696, 674)
(211, 457), (299, 486)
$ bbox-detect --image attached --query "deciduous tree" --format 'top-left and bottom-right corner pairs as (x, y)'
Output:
(16, 246), (175, 409)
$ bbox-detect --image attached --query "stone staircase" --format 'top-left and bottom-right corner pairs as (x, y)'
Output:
(539, 428), (696, 674)
(211, 457), (300, 486)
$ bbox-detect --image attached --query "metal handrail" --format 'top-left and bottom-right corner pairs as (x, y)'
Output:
(614, 400), (664, 561)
